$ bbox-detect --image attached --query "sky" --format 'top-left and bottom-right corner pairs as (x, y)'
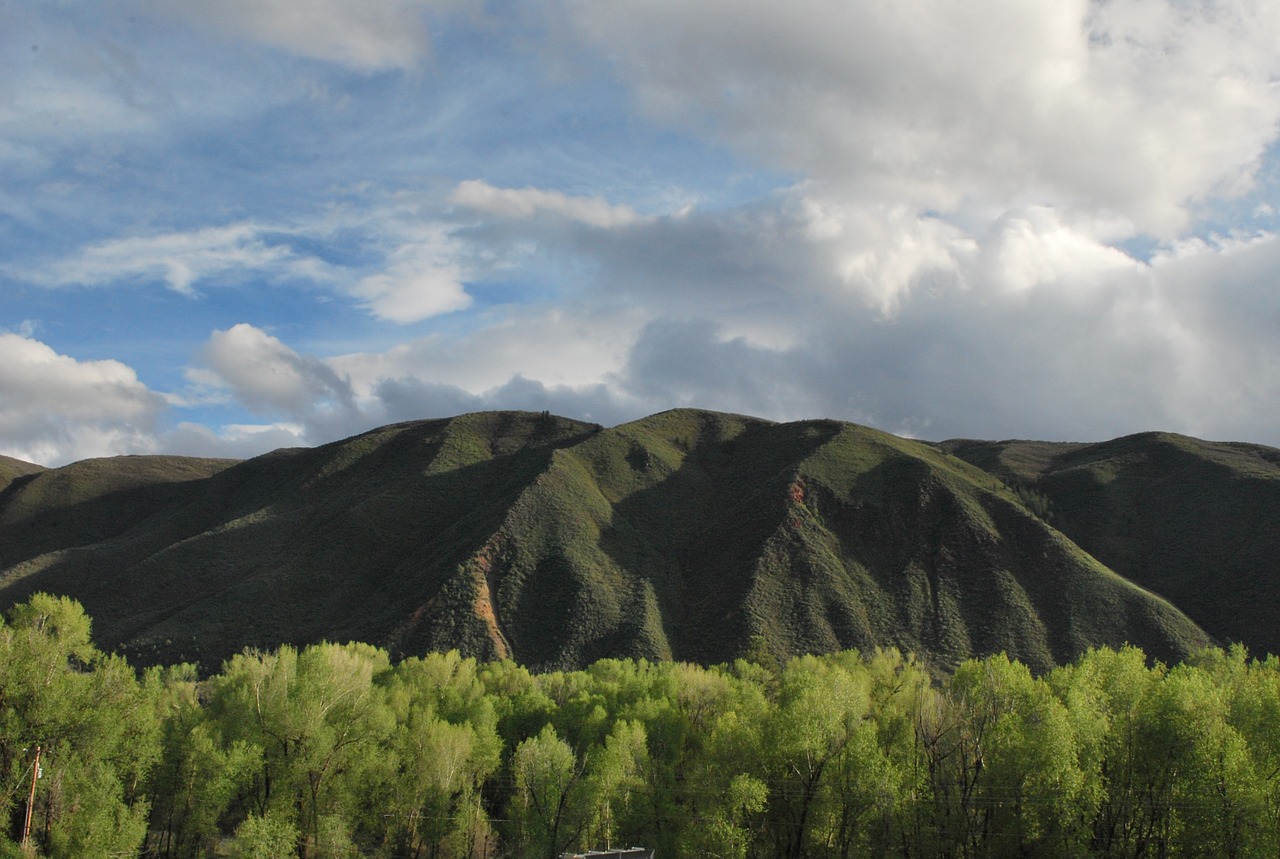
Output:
(4, 0), (1280, 466)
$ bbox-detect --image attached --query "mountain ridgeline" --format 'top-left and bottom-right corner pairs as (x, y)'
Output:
(4, 409), (1272, 674)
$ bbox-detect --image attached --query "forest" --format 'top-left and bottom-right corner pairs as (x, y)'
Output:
(3, 593), (1280, 859)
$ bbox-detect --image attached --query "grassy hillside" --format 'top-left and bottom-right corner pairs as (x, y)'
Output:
(0, 454), (45, 493)
(943, 433), (1280, 658)
(0, 412), (599, 670)
(0, 411), (1215, 673)
(432, 411), (1208, 673)
(0, 455), (238, 569)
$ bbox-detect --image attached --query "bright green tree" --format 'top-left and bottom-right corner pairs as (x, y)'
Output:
(671, 663), (770, 858)
(147, 663), (259, 859)
(763, 653), (872, 859)
(948, 653), (1083, 857)
(231, 811), (299, 859)
(0, 594), (160, 858)
(376, 652), (501, 858)
(208, 642), (393, 858)
(508, 724), (585, 859)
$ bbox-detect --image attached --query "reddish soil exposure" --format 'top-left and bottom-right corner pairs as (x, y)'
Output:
(470, 535), (513, 659)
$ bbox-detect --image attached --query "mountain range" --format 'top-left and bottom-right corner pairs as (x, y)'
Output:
(2, 409), (1276, 674)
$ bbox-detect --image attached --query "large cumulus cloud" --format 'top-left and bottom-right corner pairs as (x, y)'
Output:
(0, 333), (165, 464)
(567, 0), (1280, 236)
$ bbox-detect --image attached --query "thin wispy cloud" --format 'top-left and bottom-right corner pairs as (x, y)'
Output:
(155, 0), (461, 72)
(21, 223), (324, 295)
(451, 180), (649, 228)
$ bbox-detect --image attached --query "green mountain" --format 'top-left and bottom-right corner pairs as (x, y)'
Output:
(0, 411), (1219, 673)
(943, 432), (1280, 659)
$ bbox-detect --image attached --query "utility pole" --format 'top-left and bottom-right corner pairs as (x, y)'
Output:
(22, 744), (41, 849)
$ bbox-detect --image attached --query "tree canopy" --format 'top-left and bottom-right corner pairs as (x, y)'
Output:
(3, 593), (1280, 858)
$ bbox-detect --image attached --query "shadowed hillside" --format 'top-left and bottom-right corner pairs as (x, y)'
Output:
(943, 432), (1280, 658)
(0, 411), (1215, 673)
(0, 412), (598, 670)
(0, 453), (44, 492)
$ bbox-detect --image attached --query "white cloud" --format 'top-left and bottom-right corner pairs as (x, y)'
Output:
(351, 225), (473, 323)
(159, 195), (1280, 455)
(975, 206), (1141, 298)
(1140, 232), (1280, 438)
(160, 421), (308, 459)
(354, 264), (472, 324)
(568, 0), (1280, 237)
(793, 197), (974, 314)
(451, 180), (648, 228)
(22, 222), (330, 295)
(0, 334), (164, 465)
(620, 318), (836, 421)
(331, 306), (643, 398)
(416, 186), (1280, 444)
(196, 324), (355, 418)
(17, 207), (473, 323)
(372, 375), (640, 428)
(185, 316), (645, 445)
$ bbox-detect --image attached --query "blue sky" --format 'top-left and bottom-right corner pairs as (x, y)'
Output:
(4, 0), (1280, 465)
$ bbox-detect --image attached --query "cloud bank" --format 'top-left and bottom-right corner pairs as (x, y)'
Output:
(171, 203), (1280, 455)
(5, 0), (1280, 466)
(569, 0), (1280, 235)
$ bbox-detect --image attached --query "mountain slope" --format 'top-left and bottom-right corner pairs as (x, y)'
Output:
(943, 432), (1280, 658)
(0, 454), (45, 493)
(417, 410), (1207, 672)
(0, 411), (1213, 673)
(0, 412), (598, 668)
(0, 455), (237, 567)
